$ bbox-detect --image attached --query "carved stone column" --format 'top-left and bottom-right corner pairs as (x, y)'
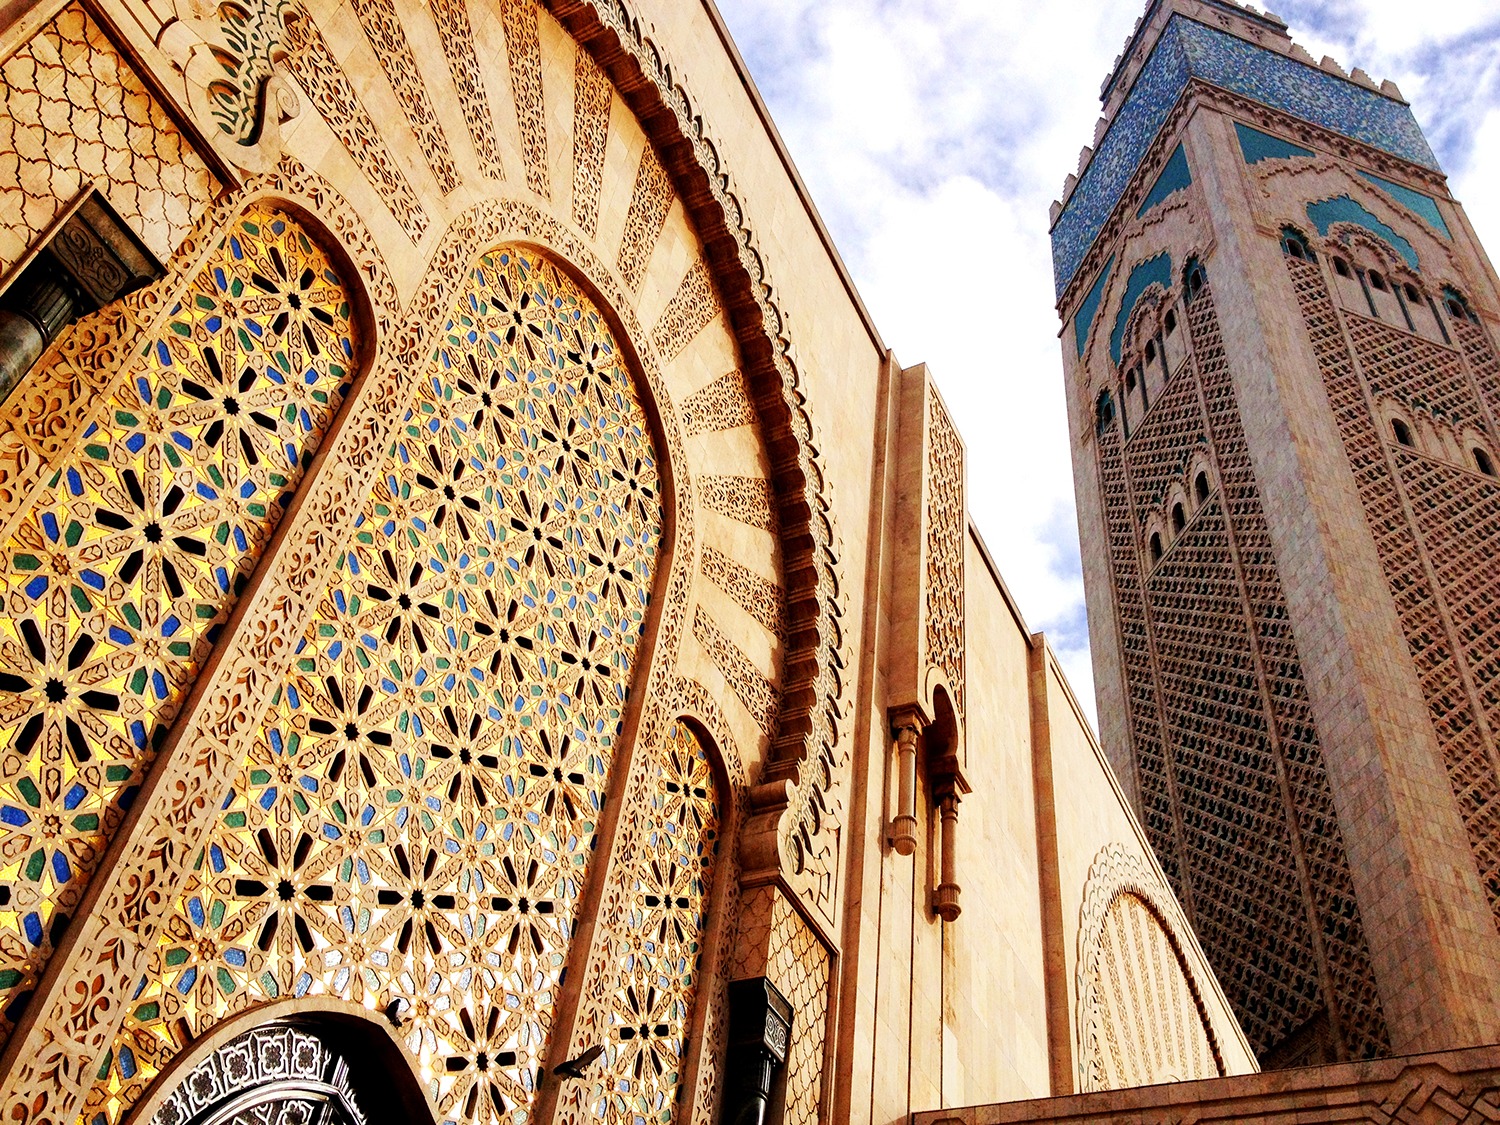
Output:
(888, 711), (924, 855)
(933, 781), (965, 922)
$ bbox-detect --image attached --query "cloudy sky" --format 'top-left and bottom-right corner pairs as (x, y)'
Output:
(712, 0), (1500, 727)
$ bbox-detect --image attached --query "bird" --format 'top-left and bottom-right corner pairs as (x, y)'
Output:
(554, 1044), (605, 1078)
(383, 998), (409, 1028)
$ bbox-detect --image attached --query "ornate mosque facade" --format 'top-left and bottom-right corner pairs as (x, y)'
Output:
(0, 0), (1495, 1123)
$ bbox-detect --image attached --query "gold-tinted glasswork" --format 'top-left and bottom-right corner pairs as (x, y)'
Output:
(87, 247), (664, 1125)
(605, 720), (720, 1125)
(0, 203), (356, 1040)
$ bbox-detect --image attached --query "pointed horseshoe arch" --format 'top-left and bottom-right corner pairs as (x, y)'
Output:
(127, 1000), (433, 1125)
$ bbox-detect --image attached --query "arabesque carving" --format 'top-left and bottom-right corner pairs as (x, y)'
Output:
(1075, 844), (1223, 1093)
(429, 0), (508, 183)
(500, 0), (551, 198)
(347, 0), (461, 194)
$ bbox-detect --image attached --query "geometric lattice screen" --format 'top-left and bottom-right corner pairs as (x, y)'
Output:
(0, 203), (357, 1042)
(80, 246), (681, 1125)
(605, 720), (720, 1125)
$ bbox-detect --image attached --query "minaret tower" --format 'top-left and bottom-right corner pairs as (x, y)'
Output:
(1058, 0), (1500, 1065)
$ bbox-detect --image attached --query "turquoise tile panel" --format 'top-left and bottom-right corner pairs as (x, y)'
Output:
(1051, 20), (1190, 302)
(1359, 172), (1450, 237)
(1235, 122), (1314, 164)
(1138, 145), (1193, 217)
(1306, 195), (1419, 269)
(1075, 257), (1115, 357)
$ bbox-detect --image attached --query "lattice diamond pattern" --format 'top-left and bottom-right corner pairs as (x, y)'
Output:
(84, 247), (664, 1125)
(1091, 273), (1389, 1060)
(0, 203), (355, 1043)
(1290, 257), (1500, 931)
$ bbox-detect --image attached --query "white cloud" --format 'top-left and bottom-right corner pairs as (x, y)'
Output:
(711, 0), (1500, 733)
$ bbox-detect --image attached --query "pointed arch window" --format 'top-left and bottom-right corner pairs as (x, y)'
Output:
(0, 203), (358, 1030)
(1184, 260), (1206, 302)
(1280, 227), (1315, 262)
(89, 246), (668, 1125)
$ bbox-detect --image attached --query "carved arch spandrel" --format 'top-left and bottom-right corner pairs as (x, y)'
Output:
(541, 0), (851, 941)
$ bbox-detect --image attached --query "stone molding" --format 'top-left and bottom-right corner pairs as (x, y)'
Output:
(912, 1044), (1500, 1125)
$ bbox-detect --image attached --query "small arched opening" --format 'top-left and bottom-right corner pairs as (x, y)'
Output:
(1183, 259), (1206, 302)
(1096, 388), (1117, 435)
(1280, 226), (1315, 262)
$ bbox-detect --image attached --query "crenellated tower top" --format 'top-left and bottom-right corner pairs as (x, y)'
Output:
(1050, 0), (1427, 303)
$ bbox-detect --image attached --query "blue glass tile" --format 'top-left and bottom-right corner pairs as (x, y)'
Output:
(1052, 15), (1438, 298)
(1181, 21), (1435, 170)
(1110, 253), (1173, 366)
(1306, 196), (1419, 269)
(1051, 20), (1190, 300)
(1359, 172), (1450, 237)
(1137, 145), (1192, 217)
(1235, 123), (1313, 164)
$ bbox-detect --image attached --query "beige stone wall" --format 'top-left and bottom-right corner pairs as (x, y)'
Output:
(0, 1), (1256, 1123)
(832, 518), (1252, 1125)
(1041, 629), (1254, 1087)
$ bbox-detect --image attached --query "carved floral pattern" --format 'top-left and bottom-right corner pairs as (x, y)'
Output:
(924, 389), (965, 722)
(347, 0), (461, 194)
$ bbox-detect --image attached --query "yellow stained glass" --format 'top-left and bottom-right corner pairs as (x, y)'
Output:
(89, 247), (664, 1125)
(606, 720), (721, 1125)
(0, 203), (356, 1041)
